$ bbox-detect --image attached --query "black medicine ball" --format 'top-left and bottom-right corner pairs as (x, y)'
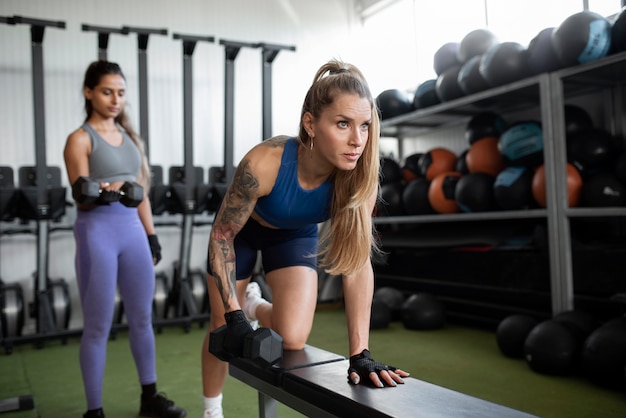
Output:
(524, 319), (579, 375)
(564, 104), (594, 136)
(479, 42), (531, 87)
(497, 314), (539, 358)
(435, 65), (465, 102)
(377, 89), (412, 120)
(413, 79), (441, 110)
(465, 111), (506, 145)
(582, 316), (626, 388)
(567, 128), (616, 178)
(552, 11), (612, 67)
(493, 166), (534, 210)
(380, 157), (403, 185)
(401, 293), (446, 330)
(434, 42), (461, 75)
(455, 172), (496, 213)
(527, 27), (564, 75)
(458, 55), (490, 95)
(457, 28), (499, 63)
(580, 173), (626, 207)
(402, 178), (435, 215)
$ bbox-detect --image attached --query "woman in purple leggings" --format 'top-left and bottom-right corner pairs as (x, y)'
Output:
(64, 60), (185, 418)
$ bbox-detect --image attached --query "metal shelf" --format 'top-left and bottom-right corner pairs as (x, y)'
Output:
(374, 209), (547, 225)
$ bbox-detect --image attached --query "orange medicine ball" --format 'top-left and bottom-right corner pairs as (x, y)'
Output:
(428, 171), (462, 213)
(466, 136), (506, 176)
(532, 163), (583, 207)
(419, 147), (458, 180)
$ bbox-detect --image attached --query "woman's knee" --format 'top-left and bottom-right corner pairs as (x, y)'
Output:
(276, 327), (310, 351)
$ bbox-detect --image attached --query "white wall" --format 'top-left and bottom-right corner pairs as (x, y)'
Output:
(0, 0), (364, 331)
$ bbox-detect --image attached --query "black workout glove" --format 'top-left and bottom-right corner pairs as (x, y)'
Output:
(223, 310), (254, 358)
(147, 234), (162, 265)
(348, 349), (398, 385)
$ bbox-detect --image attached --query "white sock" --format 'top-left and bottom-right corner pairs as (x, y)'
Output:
(244, 296), (268, 322)
(203, 394), (223, 416)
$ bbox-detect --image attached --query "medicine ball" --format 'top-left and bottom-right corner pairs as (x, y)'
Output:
(499, 121), (544, 167)
(493, 166), (534, 210)
(435, 65), (465, 102)
(413, 79), (441, 110)
(434, 42), (461, 75)
(554, 310), (598, 347)
(418, 148), (458, 180)
(496, 314), (539, 358)
(458, 55), (490, 95)
(376, 89), (412, 120)
(457, 28), (499, 64)
(611, 7), (626, 54)
(479, 42), (532, 88)
(428, 171), (462, 214)
(402, 178), (435, 215)
(402, 153), (423, 183)
(465, 111), (506, 145)
(580, 172), (626, 207)
(401, 293), (446, 330)
(378, 182), (405, 216)
(582, 316), (626, 388)
(567, 128), (617, 178)
(455, 172), (496, 213)
(552, 11), (612, 67)
(524, 319), (579, 375)
(373, 287), (406, 321)
(370, 298), (392, 330)
(380, 157), (403, 185)
(466, 136), (506, 177)
(456, 149), (470, 174)
(564, 104), (594, 136)
(531, 163), (582, 208)
(527, 27), (564, 75)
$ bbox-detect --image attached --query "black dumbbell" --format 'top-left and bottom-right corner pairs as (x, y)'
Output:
(209, 325), (283, 366)
(72, 176), (144, 207)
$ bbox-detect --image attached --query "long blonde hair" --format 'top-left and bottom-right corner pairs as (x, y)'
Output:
(83, 60), (151, 190)
(298, 60), (381, 276)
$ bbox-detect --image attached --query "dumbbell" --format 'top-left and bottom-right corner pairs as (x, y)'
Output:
(72, 176), (144, 207)
(209, 325), (283, 367)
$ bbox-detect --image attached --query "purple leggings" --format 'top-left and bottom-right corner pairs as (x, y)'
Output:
(74, 203), (156, 409)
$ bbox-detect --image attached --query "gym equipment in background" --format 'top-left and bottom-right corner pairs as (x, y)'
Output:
(479, 42), (531, 88)
(496, 314), (539, 358)
(435, 65), (464, 102)
(376, 89), (412, 120)
(2, 16), (75, 353)
(433, 42), (460, 76)
(162, 33), (216, 332)
(457, 28), (498, 64)
(552, 10), (612, 67)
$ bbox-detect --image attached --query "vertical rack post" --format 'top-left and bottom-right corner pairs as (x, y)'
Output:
(13, 15), (66, 335)
(257, 43), (295, 141)
(171, 33), (214, 326)
(219, 40), (258, 183)
(122, 25), (168, 159)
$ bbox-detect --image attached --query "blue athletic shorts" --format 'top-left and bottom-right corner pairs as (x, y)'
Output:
(207, 216), (319, 280)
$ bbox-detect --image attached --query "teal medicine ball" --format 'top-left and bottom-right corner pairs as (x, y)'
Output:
(499, 121), (544, 167)
(552, 11), (612, 67)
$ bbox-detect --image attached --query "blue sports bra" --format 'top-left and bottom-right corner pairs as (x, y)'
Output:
(254, 138), (333, 229)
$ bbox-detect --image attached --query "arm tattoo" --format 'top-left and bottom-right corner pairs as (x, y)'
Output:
(210, 159), (260, 309)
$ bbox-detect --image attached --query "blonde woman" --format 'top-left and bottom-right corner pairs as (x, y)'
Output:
(201, 60), (409, 418)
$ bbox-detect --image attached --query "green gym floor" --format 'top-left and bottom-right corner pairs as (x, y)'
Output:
(1, 307), (625, 418)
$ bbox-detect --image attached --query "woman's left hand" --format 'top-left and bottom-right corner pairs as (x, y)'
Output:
(347, 349), (410, 388)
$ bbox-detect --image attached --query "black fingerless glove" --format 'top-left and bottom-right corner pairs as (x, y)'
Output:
(348, 349), (397, 385)
(147, 234), (162, 265)
(223, 310), (254, 358)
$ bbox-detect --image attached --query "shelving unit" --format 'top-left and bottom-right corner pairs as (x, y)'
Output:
(376, 52), (626, 320)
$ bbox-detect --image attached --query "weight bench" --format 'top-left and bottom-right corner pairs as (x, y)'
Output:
(229, 345), (538, 418)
